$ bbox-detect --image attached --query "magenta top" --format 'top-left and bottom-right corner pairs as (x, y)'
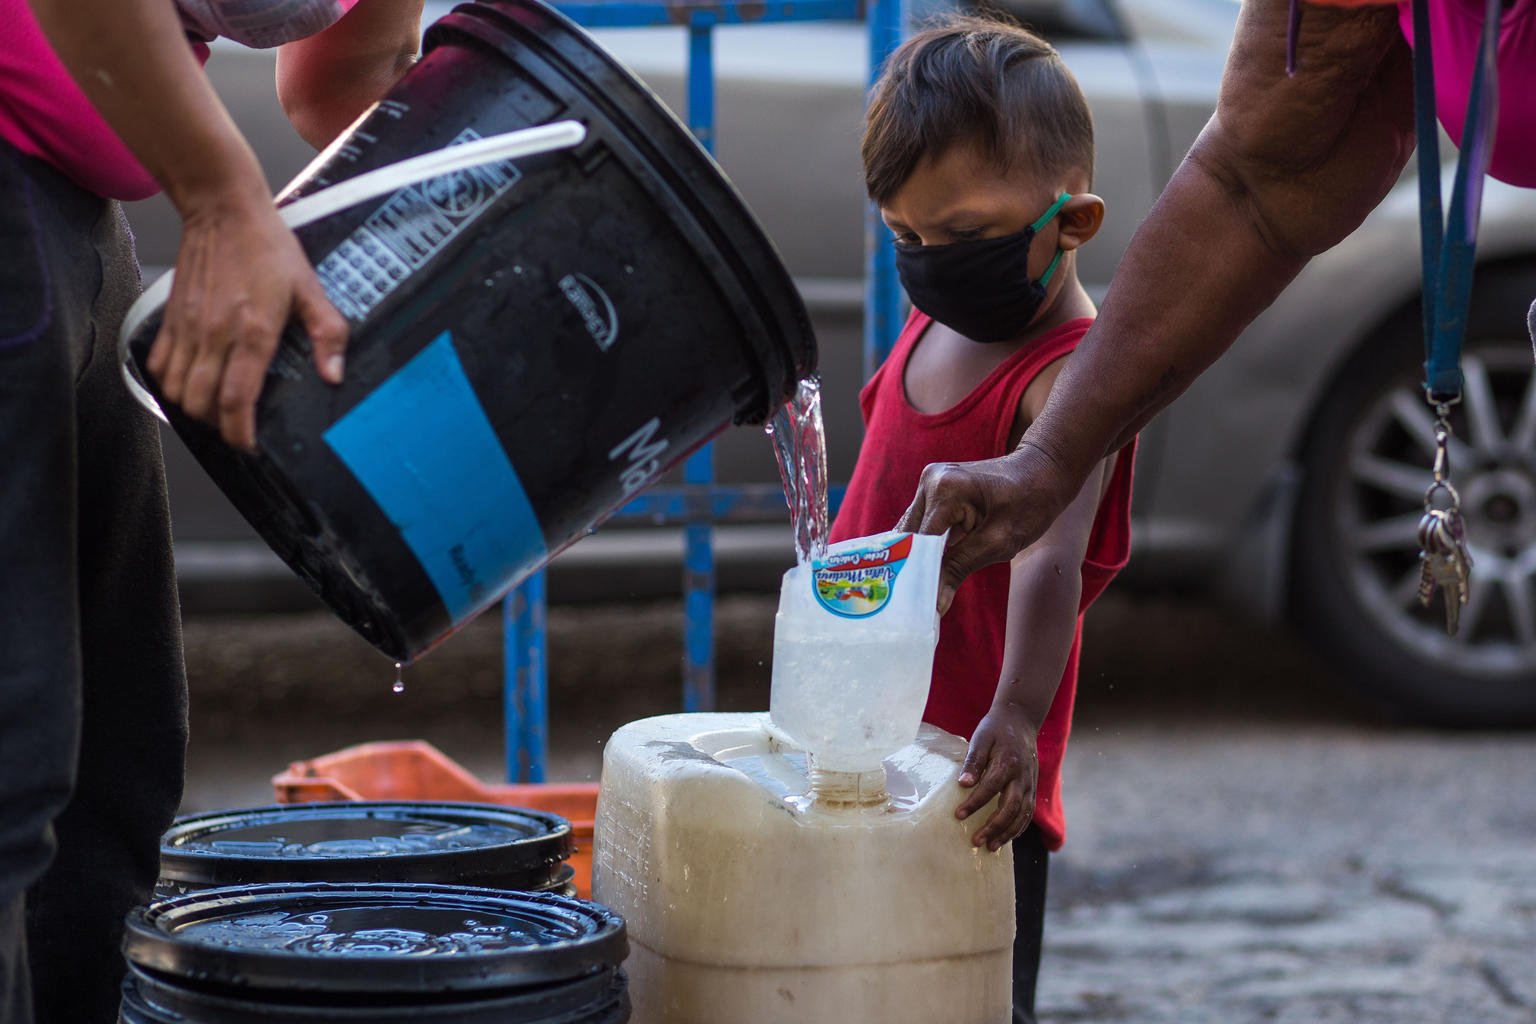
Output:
(1400, 0), (1536, 187)
(0, 0), (351, 200)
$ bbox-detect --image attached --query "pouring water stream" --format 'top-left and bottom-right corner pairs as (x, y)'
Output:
(765, 377), (830, 566)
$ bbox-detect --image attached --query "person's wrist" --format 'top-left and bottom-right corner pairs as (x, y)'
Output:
(162, 135), (272, 223)
(987, 696), (1042, 736)
(1008, 430), (1087, 522)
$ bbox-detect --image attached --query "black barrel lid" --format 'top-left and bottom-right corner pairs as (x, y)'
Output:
(159, 803), (573, 890)
(123, 883), (627, 994)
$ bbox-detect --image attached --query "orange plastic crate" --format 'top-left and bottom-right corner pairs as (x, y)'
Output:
(272, 740), (598, 898)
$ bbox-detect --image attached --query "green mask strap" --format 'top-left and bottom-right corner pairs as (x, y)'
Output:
(1029, 192), (1073, 233)
(1038, 248), (1066, 288)
(1031, 193), (1072, 287)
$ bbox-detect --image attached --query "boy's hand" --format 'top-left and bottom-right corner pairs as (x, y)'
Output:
(955, 703), (1039, 852)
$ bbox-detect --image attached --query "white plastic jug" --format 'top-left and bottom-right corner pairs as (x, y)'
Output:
(592, 712), (1013, 1024)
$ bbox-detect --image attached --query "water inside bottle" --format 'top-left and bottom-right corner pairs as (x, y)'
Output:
(768, 624), (936, 774)
(766, 378), (941, 778)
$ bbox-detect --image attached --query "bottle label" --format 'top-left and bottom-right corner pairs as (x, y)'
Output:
(810, 533), (912, 618)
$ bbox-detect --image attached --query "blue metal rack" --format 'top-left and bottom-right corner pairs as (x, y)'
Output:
(503, 0), (908, 783)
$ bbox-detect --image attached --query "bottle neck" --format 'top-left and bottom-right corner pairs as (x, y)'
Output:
(807, 758), (889, 809)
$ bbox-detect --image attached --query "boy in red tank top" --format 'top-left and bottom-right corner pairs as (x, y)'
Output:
(832, 17), (1135, 1022)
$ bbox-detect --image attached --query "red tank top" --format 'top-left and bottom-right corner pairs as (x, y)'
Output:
(830, 310), (1136, 851)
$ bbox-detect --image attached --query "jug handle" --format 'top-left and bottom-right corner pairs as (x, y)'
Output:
(118, 119), (589, 422)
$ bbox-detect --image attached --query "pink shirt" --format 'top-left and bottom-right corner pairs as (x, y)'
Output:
(1400, 0), (1536, 187)
(0, 0), (350, 200)
(0, 0), (184, 199)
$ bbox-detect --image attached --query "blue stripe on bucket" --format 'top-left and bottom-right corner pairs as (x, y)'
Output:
(323, 331), (546, 623)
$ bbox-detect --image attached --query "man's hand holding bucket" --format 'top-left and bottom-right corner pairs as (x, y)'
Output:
(146, 180), (349, 450)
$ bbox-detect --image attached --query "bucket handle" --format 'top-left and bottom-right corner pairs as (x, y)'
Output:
(119, 119), (589, 422)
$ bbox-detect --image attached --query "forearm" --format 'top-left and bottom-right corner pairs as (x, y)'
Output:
(28, 0), (269, 215)
(1018, 150), (1313, 492)
(993, 548), (1083, 731)
(276, 0), (424, 148)
(1017, 0), (1414, 492)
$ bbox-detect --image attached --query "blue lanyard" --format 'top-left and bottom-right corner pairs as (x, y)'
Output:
(1414, 0), (1501, 405)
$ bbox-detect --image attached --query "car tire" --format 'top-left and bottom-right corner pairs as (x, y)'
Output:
(1293, 261), (1536, 727)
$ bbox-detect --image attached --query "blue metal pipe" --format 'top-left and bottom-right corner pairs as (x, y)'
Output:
(504, 571), (549, 783)
(608, 482), (847, 524)
(863, 0), (908, 380)
(683, 19), (718, 715)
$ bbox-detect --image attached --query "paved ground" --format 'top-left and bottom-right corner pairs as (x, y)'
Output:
(1046, 725), (1536, 1023)
(180, 594), (1536, 1023)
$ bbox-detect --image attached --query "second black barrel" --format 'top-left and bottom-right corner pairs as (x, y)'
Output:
(120, 883), (629, 1023)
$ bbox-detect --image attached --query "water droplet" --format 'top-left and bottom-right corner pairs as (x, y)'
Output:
(392, 662), (405, 695)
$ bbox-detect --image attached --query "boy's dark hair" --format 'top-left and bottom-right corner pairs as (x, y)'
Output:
(862, 15), (1095, 204)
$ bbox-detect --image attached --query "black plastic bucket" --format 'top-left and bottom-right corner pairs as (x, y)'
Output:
(120, 0), (816, 662)
(119, 883), (629, 1023)
(154, 803), (576, 901)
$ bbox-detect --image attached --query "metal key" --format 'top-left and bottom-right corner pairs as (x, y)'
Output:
(1417, 497), (1472, 636)
(1416, 410), (1473, 636)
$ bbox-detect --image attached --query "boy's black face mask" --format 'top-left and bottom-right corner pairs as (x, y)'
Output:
(893, 193), (1072, 343)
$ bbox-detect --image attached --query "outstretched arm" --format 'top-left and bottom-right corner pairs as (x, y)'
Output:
(900, 0), (1416, 613)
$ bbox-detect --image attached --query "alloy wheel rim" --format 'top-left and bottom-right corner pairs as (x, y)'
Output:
(1336, 343), (1536, 677)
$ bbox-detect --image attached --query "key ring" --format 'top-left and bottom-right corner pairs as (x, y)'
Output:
(1423, 478), (1461, 514)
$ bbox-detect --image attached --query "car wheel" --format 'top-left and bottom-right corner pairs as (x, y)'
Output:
(1293, 263), (1536, 726)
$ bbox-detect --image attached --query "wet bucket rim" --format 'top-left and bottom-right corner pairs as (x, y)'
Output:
(158, 802), (574, 887)
(125, 882), (626, 994)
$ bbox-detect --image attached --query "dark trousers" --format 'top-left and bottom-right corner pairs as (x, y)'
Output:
(1013, 825), (1049, 1024)
(0, 144), (188, 1024)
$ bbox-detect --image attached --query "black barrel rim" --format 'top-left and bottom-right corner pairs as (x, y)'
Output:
(122, 963), (630, 1023)
(123, 883), (627, 994)
(158, 803), (574, 890)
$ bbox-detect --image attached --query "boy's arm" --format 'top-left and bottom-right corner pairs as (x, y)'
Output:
(276, 0), (425, 149)
(954, 448), (1109, 851)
